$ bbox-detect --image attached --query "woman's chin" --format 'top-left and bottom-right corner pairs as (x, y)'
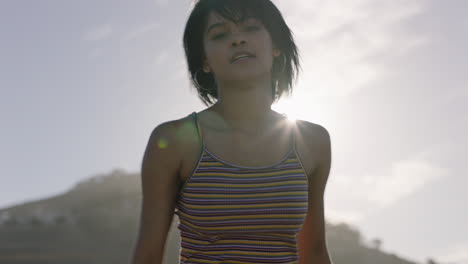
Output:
(224, 69), (271, 81)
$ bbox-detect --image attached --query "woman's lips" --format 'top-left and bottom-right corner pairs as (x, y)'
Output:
(230, 51), (256, 63)
(231, 55), (255, 63)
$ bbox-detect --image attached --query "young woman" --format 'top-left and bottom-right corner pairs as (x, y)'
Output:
(131, 0), (332, 263)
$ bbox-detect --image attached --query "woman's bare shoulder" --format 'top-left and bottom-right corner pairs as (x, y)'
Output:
(149, 114), (199, 151)
(291, 119), (331, 176)
(292, 119), (329, 143)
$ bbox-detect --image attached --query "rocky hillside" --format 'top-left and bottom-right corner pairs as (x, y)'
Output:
(0, 169), (429, 264)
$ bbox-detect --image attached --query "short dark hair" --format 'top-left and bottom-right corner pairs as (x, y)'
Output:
(183, 0), (301, 106)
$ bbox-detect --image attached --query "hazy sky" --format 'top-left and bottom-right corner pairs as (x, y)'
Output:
(1, 0), (466, 263)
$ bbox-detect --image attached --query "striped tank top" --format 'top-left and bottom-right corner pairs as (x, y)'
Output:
(174, 111), (309, 264)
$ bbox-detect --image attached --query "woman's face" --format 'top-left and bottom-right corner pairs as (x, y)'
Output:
(202, 11), (280, 83)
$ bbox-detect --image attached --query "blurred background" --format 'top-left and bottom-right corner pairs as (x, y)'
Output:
(0, 0), (466, 263)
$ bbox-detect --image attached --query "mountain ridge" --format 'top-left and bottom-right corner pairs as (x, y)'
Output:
(0, 168), (428, 264)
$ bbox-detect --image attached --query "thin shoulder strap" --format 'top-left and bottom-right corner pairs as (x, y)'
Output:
(279, 113), (297, 154)
(289, 117), (299, 154)
(191, 111), (205, 148)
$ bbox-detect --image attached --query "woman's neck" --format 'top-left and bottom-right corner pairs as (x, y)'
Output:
(208, 102), (283, 137)
(207, 71), (284, 136)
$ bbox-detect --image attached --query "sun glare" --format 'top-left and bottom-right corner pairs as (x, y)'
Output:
(273, 100), (301, 123)
(285, 113), (297, 123)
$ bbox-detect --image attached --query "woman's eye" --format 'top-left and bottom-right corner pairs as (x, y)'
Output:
(210, 25), (260, 40)
(212, 32), (227, 40)
(246, 26), (260, 31)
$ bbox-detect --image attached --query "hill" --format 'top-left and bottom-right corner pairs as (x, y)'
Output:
(0, 169), (428, 264)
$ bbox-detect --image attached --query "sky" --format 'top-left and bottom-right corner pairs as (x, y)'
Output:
(0, 0), (466, 263)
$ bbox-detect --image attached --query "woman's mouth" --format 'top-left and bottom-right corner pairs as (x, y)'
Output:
(231, 55), (256, 63)
(230, 51), (256, 63)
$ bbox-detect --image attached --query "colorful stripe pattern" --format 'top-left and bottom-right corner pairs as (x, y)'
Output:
(174, 112), (309, 264)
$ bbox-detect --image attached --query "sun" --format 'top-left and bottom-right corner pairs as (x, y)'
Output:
(272, 100), (300, 123)
(285, 113), (297, 122)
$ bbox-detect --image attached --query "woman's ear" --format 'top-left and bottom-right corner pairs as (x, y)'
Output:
(203, 60), (211, 73)
(273, 48), (281, 58)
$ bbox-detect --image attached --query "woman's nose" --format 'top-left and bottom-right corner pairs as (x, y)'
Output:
(231, 33), (247, 46)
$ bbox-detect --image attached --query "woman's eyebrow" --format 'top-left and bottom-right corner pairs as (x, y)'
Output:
(206, 22), (227, 34)
(206, 17), (259, 35)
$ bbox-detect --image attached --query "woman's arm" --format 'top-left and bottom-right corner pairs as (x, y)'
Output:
(297, 123), (333, 264)
(131, 122), (182, 264)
